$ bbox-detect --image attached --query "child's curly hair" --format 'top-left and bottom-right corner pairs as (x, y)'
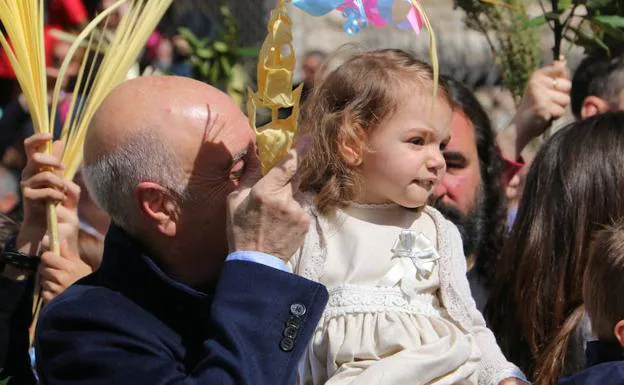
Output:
(299, 48), (451, 215)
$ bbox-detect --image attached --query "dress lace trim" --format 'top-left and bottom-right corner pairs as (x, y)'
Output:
(323, 284), (442, 319)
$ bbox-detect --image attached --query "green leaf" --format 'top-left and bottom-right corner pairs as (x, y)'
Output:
(213, 41), (228, 53)
(177, 27), (201, 47)
(220, 57), (233, 77)
(201, 61), (211, 78)
(236, 47), (259, 58)
(524, 15), (547, 29)
(196, 47), (215, 59)
(210, 63), (221, 85)
(559, 0), (573, 10)
(593, 15), (624, 29)
(568, 25), (611, 55)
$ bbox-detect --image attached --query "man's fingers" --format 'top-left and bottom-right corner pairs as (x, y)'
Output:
(22, 153), (65, 181)
(552, 78), (572, 93)
(549, 89), (571, 108)
(62, 181), (81, 209)
(238, 155), (262, 191)
(539, 60), (569, 79)
(22, 171), (66, 191)
(51, 140), (64, 159)
(32, 152), (65, 171)
(24, 133), (53, 158)
(23, 187), (67, 203)
(261, 135), (312, 190)
(549, 104), (567, 119)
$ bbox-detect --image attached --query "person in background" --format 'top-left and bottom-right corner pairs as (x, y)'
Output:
(432, 62), (571, 311)
(299, 50), (327, 103)
(0, 164), (20, 217)
(0, 133), (91, 385)
(559, 219), (624, 385)
(558, 221), (624, 385)
(487, 112), (624, 385)
(0, 213), (21, 370)
(571, 45), (624, 120)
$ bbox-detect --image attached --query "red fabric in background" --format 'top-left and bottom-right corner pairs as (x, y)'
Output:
(48, 0), (88, 30)
(0, 49), (14, 79)
(0, 27), (60, 79)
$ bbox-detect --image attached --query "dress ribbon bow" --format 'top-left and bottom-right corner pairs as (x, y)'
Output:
(379, 230), (440, 294)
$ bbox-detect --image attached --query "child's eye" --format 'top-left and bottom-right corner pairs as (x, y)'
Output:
(440, 141), (449, 151)
(410, 137), (424, 146)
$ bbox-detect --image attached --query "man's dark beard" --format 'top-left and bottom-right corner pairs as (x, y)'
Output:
(431, 193), (485, 258)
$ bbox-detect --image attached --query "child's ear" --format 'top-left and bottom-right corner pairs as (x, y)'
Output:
(614, 320), (624, 348)
(338, 128), (365, 167)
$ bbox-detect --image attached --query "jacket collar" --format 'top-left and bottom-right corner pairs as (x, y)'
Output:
(94, 224), (213, 325)
(586, 339), (624, 367)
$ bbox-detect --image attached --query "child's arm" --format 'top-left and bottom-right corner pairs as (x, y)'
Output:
(445, 222), (530, 385)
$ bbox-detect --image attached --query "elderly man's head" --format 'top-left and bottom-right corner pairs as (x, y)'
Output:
(83, 76), (256, 286)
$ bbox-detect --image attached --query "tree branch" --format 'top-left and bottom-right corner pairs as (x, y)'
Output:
(551, 0), (563, 59)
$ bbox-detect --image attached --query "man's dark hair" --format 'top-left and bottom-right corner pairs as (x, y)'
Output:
(571, 45), (624, 119)
(439, 75), (507, 287)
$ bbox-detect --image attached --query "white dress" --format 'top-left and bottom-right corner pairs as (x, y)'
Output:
(289, 198), (526, 385)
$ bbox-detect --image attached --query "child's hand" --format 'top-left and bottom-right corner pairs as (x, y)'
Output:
(39, 240), (94, 303)
(55, 180), (82, 260)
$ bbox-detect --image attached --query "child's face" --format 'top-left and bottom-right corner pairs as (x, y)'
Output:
(356, 90), (452, 208)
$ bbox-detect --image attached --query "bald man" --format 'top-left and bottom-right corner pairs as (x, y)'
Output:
(35, 76), (328, 385)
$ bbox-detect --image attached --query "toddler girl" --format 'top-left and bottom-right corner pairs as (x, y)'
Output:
(290, 49), (526, 385)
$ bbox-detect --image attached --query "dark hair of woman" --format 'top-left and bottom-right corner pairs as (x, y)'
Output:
(486, 111), (624, 385)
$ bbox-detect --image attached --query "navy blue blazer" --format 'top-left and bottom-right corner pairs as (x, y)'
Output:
(35, 225), (328, 385)
(559, 340), (624, 385)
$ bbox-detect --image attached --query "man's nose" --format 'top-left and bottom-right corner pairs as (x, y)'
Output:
(433, 178), (448, 200)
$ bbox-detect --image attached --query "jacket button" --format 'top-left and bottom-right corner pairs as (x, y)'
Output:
(280, 337), (294, 352)
(283, 326), (298, 339)
(290, 303), (306, 317)
(286, 315), (301, 329)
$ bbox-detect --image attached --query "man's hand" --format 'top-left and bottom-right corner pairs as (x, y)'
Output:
(20, 133), (67, 235)
(227, 138), (311, 262)
(498, 61), (571, 161)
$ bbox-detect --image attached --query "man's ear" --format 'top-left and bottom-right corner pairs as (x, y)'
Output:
(581, 96), (611, 119)
(136, 182), (179, 237)
(614, 320), (624, 348)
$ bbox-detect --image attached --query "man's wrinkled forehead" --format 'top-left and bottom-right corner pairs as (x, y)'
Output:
(195, 101), (255, 169)
(202, 103), (254, 144)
